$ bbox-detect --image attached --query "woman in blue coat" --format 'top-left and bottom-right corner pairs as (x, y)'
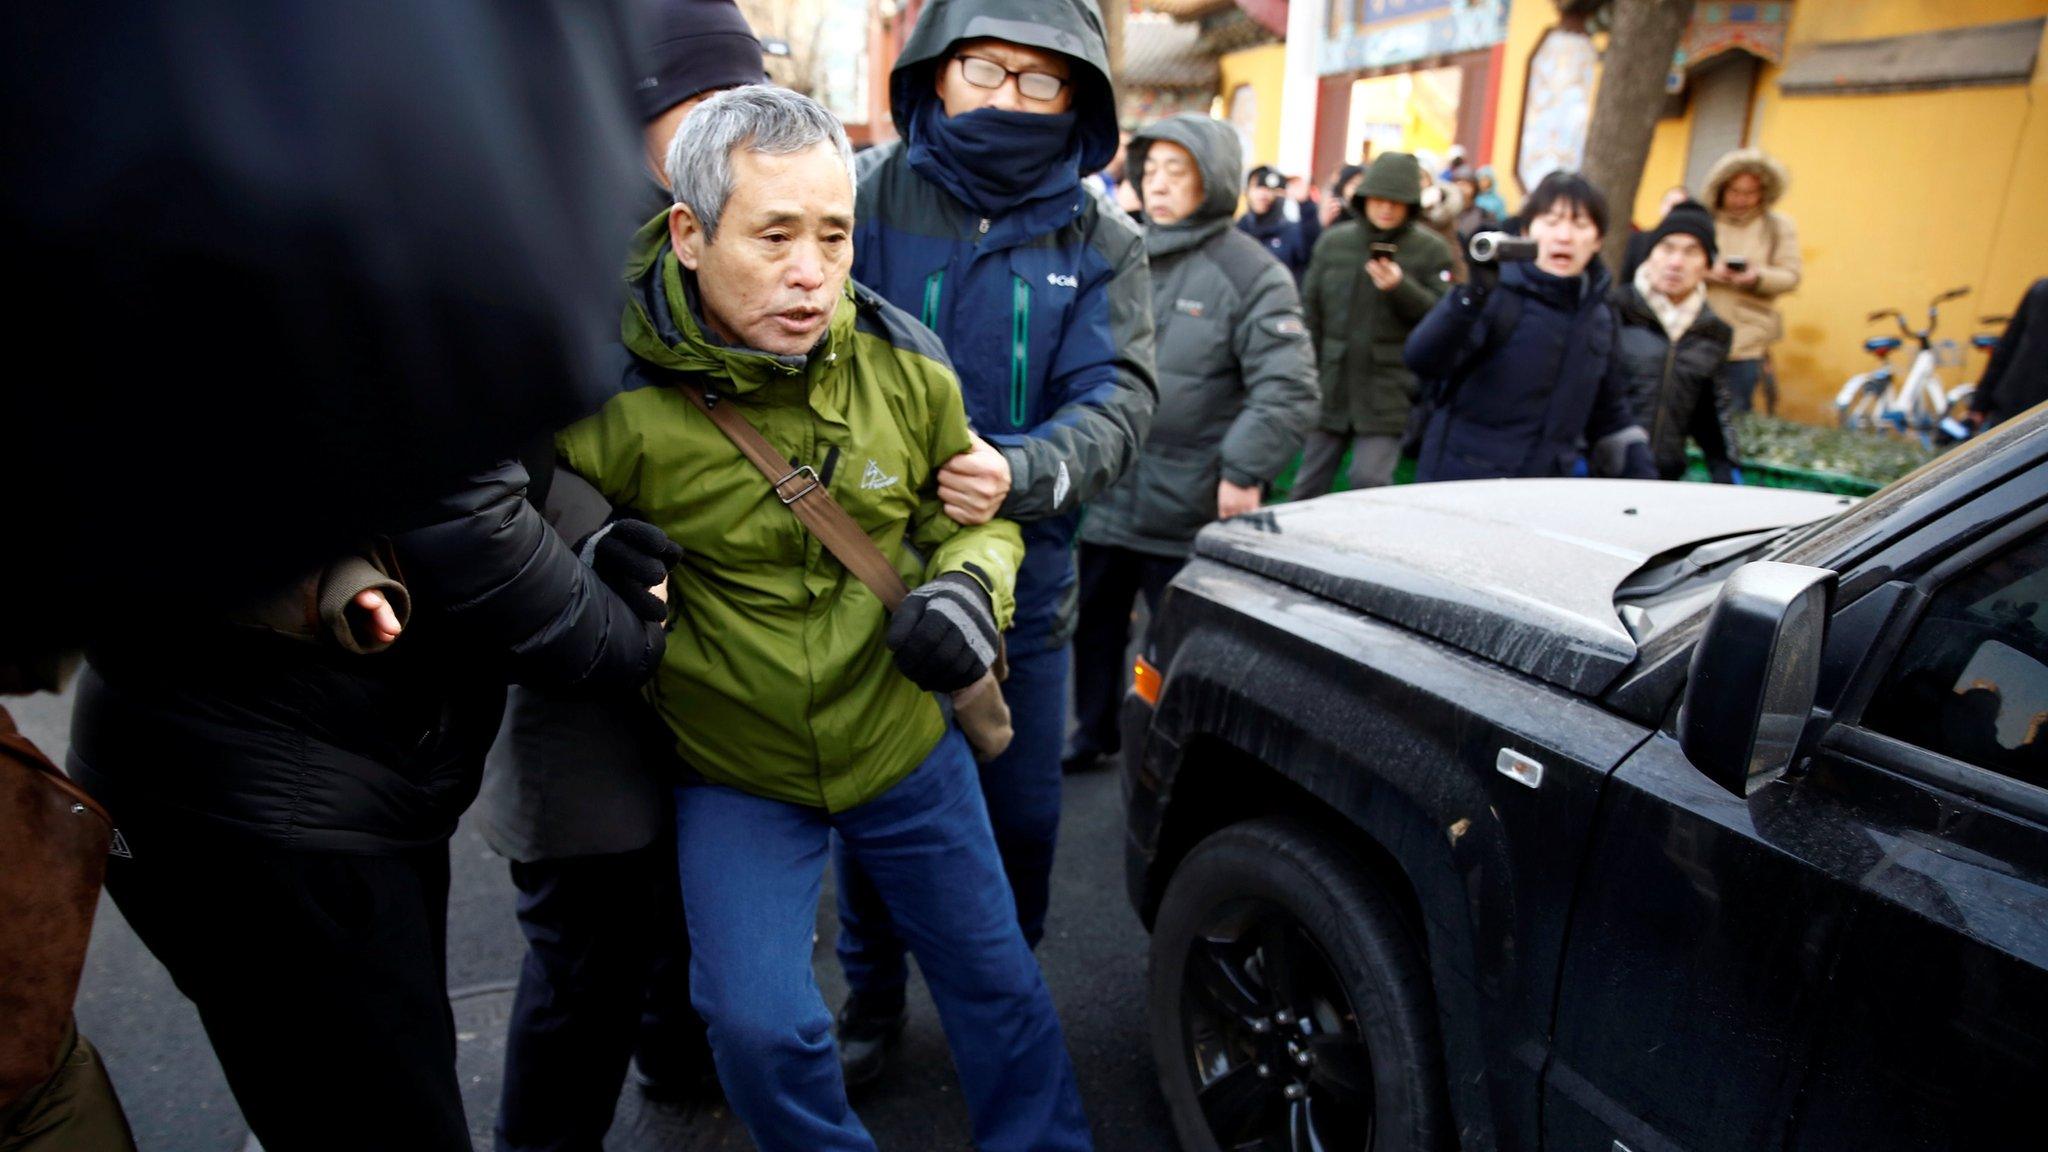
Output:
(1407, 172), (1655, 482)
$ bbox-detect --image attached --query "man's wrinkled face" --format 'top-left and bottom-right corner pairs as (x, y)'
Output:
(935, 38), (1073, 116)
(1529, 199), (1603, 278)
(1363, 196), (1408, 230)
(1720, 172), (1763, 215)
(1140, 140), (1203, 225)
(1245, 182), (1278, 215)
(1647, 234), (1708, 298)
(669, 142), (852, 356)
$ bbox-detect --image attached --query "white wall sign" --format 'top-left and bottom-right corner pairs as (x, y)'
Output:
(1516, 27), (1598, 192)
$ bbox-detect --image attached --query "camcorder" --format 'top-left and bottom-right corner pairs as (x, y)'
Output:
(1467, 231), (1540, 264)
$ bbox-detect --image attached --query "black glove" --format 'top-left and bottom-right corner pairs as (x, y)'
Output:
(1466, 255), (1501, 293)
(581, 519), (683, 622)
(1621, 440), (1658, 480)
(887, 573), (998, 693)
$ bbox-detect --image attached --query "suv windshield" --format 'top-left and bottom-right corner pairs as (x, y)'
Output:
(1617, 409), (2047, 657)
(1767, 409), (2047, 568)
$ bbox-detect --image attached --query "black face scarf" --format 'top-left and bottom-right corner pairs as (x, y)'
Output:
(907, 100), (1081, 219)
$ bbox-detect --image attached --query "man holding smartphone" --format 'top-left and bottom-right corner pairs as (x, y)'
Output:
(1295, 151), (1455, 495)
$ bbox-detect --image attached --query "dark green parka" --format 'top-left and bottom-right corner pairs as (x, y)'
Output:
(1301, 152), (1456, 437)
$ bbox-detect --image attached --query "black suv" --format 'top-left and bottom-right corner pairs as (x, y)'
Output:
(1121, 411), (2048, 1152)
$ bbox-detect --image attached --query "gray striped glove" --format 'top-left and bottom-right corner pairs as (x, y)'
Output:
(887, 573), (997, 692)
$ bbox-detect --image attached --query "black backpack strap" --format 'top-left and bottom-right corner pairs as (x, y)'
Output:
(1428, 287), (1521, 407)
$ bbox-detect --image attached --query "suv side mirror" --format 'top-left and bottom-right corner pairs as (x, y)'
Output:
(1679, 562), (1836, 798)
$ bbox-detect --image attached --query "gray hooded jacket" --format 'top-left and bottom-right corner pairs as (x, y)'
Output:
(1080, 115), (1317, 557)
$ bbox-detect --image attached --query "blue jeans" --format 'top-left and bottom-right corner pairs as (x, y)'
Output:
(836, 643), (1070, 1007)
(675, 728), (1090, 1152)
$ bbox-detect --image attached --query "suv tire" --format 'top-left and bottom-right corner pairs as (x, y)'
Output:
(1149, 818), (1447, 1152)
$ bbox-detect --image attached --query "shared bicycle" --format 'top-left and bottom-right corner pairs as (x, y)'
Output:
(1834, 286), (1980, 445)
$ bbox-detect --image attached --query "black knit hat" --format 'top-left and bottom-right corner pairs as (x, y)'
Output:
(633, 0), (767, 122)
(1646, 198), (1717, 264)
(1246, 165), (1287, 191)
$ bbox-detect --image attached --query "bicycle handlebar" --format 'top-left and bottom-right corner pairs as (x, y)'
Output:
(1864, 289), (1972, 344)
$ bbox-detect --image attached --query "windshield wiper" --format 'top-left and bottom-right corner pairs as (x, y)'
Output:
(1615, 527), (1794, 601)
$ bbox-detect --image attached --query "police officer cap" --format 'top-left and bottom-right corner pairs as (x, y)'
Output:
(1246, 166), (1287, 191)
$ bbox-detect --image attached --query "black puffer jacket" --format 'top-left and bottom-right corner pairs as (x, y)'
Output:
(1971, 278), (2048, 427)
(1611, 286), (1739, 480)
(4, 1), (647, 670)
(68, 461), (663, 853)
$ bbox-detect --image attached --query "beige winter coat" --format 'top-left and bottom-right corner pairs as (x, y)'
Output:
(1703, 149), (1802, 362)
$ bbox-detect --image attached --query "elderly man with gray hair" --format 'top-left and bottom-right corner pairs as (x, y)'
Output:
(552, 85), (1092, 1152)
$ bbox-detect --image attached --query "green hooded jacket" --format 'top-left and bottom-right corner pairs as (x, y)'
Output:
(1301, 152), (1456, 437)
(557, 217), (1024, 811)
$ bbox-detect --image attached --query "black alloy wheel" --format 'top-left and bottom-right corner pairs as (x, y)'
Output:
(1149, 819), (1448, 1152)
(1183, 898), (1374, 1149)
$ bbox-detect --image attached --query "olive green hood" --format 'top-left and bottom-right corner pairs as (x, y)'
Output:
(1352, 151), (1425, 212)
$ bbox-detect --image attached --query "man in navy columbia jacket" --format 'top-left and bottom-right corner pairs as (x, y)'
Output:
(835, 0), (1157, 1083)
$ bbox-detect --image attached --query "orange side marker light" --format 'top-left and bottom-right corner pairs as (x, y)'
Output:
(1132, 656), (1163, 705)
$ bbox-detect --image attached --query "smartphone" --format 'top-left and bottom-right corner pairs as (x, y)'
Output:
(1725, 255), (1750, 273)
(1369, 242), (1399, 261)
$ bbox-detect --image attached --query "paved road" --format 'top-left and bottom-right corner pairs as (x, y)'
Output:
(16, 685), (1177, 1150)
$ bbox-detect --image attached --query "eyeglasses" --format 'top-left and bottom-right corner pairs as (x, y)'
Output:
(952, 54), (1068, 103)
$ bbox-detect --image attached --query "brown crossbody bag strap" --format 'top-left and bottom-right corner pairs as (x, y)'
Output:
(675, 379), (1013, 759)
(0, 705), (113, 1106)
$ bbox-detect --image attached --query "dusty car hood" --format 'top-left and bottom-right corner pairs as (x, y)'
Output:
(1196, 479), (1852, 695)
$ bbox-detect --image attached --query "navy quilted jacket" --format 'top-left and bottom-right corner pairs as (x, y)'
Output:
(1408, 259), (1646, 482)
(850, 0), (1157, 646)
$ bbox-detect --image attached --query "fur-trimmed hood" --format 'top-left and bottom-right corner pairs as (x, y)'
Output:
(1702, 148), (1789, 212)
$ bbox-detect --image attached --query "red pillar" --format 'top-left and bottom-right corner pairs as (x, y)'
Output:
(1312, 74), (1352, 188)
(1477, 41), (1505, 164)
